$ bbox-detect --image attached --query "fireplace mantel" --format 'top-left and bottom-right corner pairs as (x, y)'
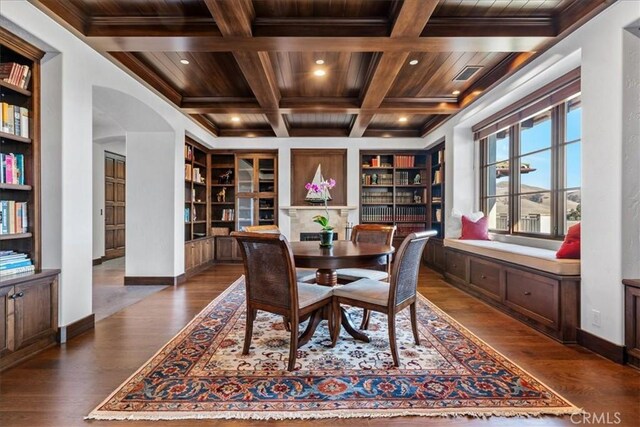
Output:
(280, 206), (357, 241)
(280, 205), (357, 218)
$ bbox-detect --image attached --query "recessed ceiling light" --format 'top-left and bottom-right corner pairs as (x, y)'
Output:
(231, 116), (241, 122)
(180, 59), (190, 65)
(315, 59), (325, 65)
(398, 117), (408, 123)
(409, 59), (419, 65)
(452, 90), (461, 95)
(313, 69), (326, 77)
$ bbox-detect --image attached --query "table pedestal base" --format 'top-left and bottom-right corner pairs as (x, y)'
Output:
(316, 269), (337, 287)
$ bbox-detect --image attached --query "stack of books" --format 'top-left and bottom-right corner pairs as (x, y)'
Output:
(0, 250), (34, 276)
(1, 153), (25, 184)
(1, 103), (30, 138)
(0, 200), (28, 234)
(0, 62), (31, 89)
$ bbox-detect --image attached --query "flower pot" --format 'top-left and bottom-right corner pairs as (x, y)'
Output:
(319, 230), (334, 248)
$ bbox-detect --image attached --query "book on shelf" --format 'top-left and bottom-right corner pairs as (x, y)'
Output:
(221, 209), (235, 221)
(438, 150), (444, 164)
(432, 196), (442, 203)
(362, 173), (392, 186)
(1, 153), (25, 184)
(433, 169), (443, 185)
(184, 207), (190, 223)
(435, 208), (442, 222)
(0, 62), (31, 89)
(184, 145), (194, 161)
(0, 200), (28, 234)
(1, 103), (29, 138)
(395, 155), (415, 168)
(362, 206), (393, 222)
(0, 250), (34, 276)
(396, 206), (426, 221)
(396, 223), (427, 236)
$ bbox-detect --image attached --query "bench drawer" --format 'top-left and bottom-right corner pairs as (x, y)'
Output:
(469, 258), (502, 301)
(446, 250), (467, 281)
(504, 269), (559, 328)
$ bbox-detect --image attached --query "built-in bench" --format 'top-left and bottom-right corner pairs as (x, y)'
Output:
(441, 238), (581, 343)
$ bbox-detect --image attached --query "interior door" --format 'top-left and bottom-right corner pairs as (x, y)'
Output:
(105, 151), (126, 260)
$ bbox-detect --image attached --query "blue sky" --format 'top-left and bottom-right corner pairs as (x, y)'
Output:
(491, 105), (581, 191)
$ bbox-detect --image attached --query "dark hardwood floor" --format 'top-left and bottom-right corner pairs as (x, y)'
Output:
(0, 264), (638, 426)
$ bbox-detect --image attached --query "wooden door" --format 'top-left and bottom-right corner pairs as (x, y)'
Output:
(13, 278), (55, 351)
(0, 286), (13, 357)
(105, 152), (126, 260)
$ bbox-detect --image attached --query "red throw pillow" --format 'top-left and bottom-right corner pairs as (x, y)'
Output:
(557, 223), (581, 259)
(460, 215), (490, 240)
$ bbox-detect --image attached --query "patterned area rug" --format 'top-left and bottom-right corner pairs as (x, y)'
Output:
(88, 277), (580, 420)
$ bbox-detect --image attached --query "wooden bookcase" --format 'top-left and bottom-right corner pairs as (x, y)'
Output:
(184, 137), (209, 242)
(424, 141), (446, 271)
(0, 29), (60, 371)
(359, 150), (429, 248)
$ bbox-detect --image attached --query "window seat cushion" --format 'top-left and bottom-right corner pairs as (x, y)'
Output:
(444, 238), (580, 276)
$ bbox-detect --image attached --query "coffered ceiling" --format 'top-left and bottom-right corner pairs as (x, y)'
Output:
(34, 0), (611, 138)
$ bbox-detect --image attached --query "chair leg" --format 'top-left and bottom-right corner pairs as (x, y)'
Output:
(283, 316), (291, 331)
(243, 308), (256, 355)
(360, 309), (371, 330)
(387, 314), (399, 367)
(288, 319), (299, 371)
(330, 298), (341, 347)
(410, 302), (420, 346)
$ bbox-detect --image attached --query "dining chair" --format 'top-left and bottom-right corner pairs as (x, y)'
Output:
(232, 231), (333, 371)
(336, 224), (396, 329)
(241, 225), (316, 283)
(331, 230), (437, 367)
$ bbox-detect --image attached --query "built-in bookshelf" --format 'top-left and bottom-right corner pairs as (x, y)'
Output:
(429, 142), (445, 239)
(210, 151), (236, 233)
(360, 151), (429, 242)
(0, 28), (43, 273)
(184, 137), (209, 242)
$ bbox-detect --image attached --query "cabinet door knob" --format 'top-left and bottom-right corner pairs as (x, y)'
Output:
(524, 291), (532, 296)
(481, 274), (487, 279)
(9, 292), (24, 300)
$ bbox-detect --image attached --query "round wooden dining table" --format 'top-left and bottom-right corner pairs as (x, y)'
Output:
(290, 240), (395, 345)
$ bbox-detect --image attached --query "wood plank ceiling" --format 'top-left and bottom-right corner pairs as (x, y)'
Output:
(35, 0), (611, 138)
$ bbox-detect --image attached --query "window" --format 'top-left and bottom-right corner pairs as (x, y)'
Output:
(479, 95), (581, 239)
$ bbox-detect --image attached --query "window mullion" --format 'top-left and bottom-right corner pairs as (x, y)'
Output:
(554, 104), (564, 238)
(510, 125), (519, 234)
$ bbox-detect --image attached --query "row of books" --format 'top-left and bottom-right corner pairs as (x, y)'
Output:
(433, 169), (443, 185)
(0, 62), (32, 90)
(220, 209), (235, 221)
(397, 223), (427, 237)
(433, 149), (444, 165)
(395, 155), (416, 168)
(362, 191), (393, 204)
(362, 173), (393, 186)
(432, 196), (442, 203)
(396, 191), (421, 204)
(185, 164), (205, 184)
(362, 206), (393, 222)
(0, 200), (28, 234)
(396, 206), (426, 221)
(1, 153), (25, 185)
(395, 171), (422, 185)
(185, 145), (194, 161)
(1, 103), (30, 138)
(364, 156), (392, 168)
(0, 250), (34, 277)
(184, 207), (199, 223)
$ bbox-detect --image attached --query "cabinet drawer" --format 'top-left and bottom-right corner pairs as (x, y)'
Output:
(504, 269), (559, 328)
(446, 250), (467, 281)
(469, 259), (502, 301)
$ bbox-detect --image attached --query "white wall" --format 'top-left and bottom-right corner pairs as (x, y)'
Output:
(0, 1), (216, 327)
(92, 136), (126, 260)
(211, 138), (431, 239)
(424, 2), (640, 345)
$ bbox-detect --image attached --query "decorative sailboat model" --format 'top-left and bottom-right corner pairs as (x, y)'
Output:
(305, 164), (332, 204)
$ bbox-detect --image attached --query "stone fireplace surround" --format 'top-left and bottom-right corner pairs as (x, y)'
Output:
(280, 205), (357, 241)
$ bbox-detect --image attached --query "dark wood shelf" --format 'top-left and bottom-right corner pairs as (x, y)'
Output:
(361, 202), (393, 205)
(362, 184), (394, 188)
(211, 183), (234, 187)
(395, 166), (427, 170)
(396, 185), (427, 188)
(0, 183), (32, 191)
(211, 202), (234, 205)
(0, 130), (31, 144)
(394, 220), (428, 223)
(432, 183), (443, 187)
(361, 166), (394, 170)
(0, 80), (31, 96)
(0, 232), (32, 241)
(212, 163), (234, 168)
(193, 160), (207, 168)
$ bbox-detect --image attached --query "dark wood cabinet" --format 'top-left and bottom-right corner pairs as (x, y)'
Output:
(184, 237), (215, 276)
(442, 247), (579, 343)
(1, 270), (59, 371)
(215, 236), (242, 261)
(623, 279), (640, 369)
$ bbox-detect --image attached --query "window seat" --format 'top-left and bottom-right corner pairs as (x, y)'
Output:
(444, 238), (580, 276)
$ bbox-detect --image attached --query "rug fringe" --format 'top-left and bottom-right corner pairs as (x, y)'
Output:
(85, 407), (584, 421)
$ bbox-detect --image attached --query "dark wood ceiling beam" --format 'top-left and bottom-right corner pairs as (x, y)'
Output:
(365, 129), (421, 138)
(204, 0), (288, 137)
(108, 52), (182, 106)
(34, 0), (88, 34)
(420, 116), (450, 137)
(253, 17), (390, 37)
(86, 35), (549, 53)
(289, 128), (350, 137)
(189, 115), (219, 137)
(86, 16), (220, 37)
(350, 0), (439, 137)
(421, 16), (556, 37)
(219, 128), (274, 137)
(555, 0), (614, 34)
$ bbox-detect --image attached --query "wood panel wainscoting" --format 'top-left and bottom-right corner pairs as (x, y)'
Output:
(290, 149), (347, 206)
(0, 270), (60, 371)
(623, 279), (640, 369)
(438, 246), (580, 344)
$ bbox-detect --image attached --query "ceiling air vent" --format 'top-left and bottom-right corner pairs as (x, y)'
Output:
(453, 66), (484, 82)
